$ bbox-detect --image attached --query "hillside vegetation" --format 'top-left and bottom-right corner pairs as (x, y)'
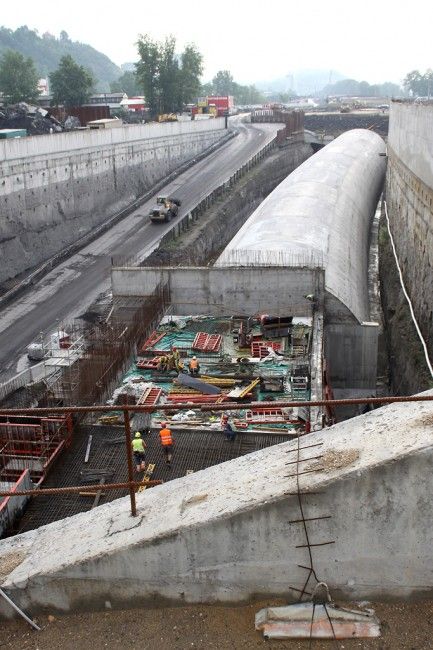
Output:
(0, 25), (121, 91)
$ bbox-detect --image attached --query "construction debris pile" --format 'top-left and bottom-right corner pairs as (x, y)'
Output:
(0, 103), (63, 135)
(100, 315), (313, 435)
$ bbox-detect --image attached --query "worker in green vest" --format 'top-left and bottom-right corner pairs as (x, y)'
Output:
(132, 431), (147, 472)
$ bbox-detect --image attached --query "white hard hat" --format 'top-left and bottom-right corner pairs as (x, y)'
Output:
(192, 356), (197, 359)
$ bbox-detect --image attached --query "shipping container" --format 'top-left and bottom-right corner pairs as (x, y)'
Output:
(87, 118), (123, 129)
(0, 128), (27, 139)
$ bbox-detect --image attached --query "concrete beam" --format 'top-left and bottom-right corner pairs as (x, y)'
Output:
(111, 266), (323, 317)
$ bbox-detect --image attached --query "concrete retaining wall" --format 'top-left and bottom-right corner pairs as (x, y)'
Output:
(0, 120), (226, 285)
(1, 393), (432, 616)
(386, 102), (433, 357)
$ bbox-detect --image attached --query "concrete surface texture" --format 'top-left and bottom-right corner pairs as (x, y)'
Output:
(1, 391), (432, 617)
(216, 129), (386, 324)
(111, 266), (322, 316)
(386, 101), (433, 366)
(0, 120), (226, 285)
(325, 322), (379, 389)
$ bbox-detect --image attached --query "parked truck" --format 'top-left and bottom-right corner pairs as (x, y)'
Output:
(192, 95), (234, 118)
(148, 196), (181, 223)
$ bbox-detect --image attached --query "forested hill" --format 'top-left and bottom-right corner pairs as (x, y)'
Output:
(0, 26), (122, 91)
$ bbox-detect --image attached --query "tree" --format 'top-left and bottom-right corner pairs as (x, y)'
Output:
(179, 44), (203, 106)
(201, 72), (264, 105)
(212, 70), (235, 95)
(50, 55), (94, 106)
(158, 36), (179, 113)
(136, 35), (160, 116)
(0, 49), (40, 104)
(136, 34), (203, 116)
(403, 69), (433, 97)
(110, 71), (141, 96)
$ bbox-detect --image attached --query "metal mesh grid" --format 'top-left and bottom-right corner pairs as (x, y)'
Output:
(14, 424), (291, 534)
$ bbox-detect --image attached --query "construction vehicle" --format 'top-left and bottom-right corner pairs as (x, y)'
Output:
(157, 113), (178, 123)
(148, 196), (181, 223)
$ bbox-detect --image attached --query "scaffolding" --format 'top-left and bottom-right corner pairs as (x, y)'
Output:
(0, 414), (73, 485)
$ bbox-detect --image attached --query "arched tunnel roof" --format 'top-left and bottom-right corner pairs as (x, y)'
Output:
(216, 129), (386, 322)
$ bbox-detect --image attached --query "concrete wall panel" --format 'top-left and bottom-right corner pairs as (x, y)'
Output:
(111, 266), (323, 317)
(325, 322), (379, 389)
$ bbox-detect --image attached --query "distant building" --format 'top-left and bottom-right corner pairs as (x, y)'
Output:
(119, 96), (146, 112)
(37, 92), (127, 111)
(83, 93), (127, 110)
(38, 79), (49, 96)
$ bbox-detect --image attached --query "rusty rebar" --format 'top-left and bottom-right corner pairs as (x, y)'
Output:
(0, 479), (161, 498)
(0, 393), (432, 417)
(123, 405), (137, 517)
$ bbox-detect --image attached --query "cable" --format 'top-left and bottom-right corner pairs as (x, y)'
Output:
(383, 200), (433, 378)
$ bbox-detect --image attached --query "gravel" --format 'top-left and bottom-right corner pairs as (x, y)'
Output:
(1, 600), (432, 649)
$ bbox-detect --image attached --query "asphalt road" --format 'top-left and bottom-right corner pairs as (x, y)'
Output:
(0, 119), (280, 381)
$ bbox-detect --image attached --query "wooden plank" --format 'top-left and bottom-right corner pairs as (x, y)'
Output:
(91, 478), (106, 509)
(84, 435), (92, 463)
(137, 463), (155, 493)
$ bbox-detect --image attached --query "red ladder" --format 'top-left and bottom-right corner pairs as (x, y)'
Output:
(192, 332), (222, 352)
(136, 357), (160, 369)
(139, 331), (166, 354)
(251, 341), (281, 358)
(137, 386), (163, 406)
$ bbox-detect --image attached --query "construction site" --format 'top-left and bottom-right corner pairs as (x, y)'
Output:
(0, 101), (433, 648)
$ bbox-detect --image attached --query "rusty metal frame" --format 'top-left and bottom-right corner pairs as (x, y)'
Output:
(0, 394), (432, 517)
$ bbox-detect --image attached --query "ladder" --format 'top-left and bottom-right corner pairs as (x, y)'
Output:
(136, 357), (160, 369)
(137, 463), (155, 493)
(192, 332), (222, 352)
(251, 341), (281, 358)
(139, 331), (166, 353)
(246, 407), (285, 423)
(137, 386), (162, 406)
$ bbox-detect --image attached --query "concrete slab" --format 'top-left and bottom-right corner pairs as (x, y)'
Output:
(0, 392), (432, 616)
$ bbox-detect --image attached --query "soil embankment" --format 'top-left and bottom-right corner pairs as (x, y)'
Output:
(305, 111), (389, 137)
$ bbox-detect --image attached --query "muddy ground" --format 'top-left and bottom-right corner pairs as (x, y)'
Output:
(2, 600), (432, 649)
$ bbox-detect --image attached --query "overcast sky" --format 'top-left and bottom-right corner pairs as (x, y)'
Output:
(3, 0), (432, 85)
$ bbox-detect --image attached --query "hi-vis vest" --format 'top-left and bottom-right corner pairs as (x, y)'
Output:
(189, 358), (199, 369)
(132, 438), (145, 453)
(159, 428), (173, 446)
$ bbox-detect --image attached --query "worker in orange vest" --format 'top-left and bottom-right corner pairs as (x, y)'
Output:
(188, 355), (200, 376)
(159, 422), (174, 467)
